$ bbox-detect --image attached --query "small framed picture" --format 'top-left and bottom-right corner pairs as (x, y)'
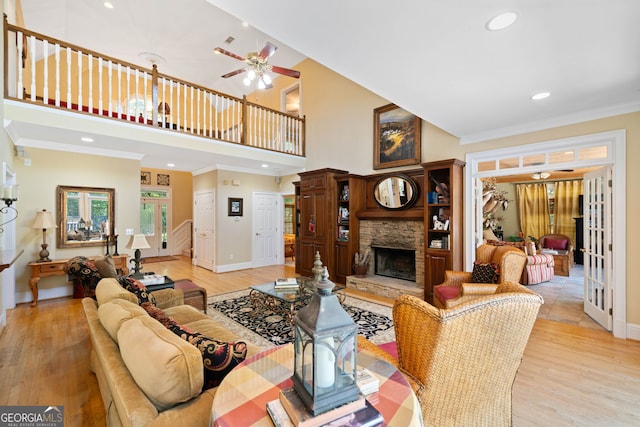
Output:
(140, 171), (151, 185)
(228, 197), (243, 216)
(157, 173), (170, 186)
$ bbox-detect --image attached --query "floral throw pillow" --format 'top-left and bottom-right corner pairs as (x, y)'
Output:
(64, 256), (102, 299)
(471, 262), (499, 284)
(118, 276), (157, 306)
(141, 303), (247, 390)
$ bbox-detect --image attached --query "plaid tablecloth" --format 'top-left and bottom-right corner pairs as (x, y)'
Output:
(211, 343), (423, 426)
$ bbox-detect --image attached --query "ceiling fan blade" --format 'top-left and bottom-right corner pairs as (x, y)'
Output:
(214, 47), (246, 62)
(221, 68), (247, 78)
(271, 65), (301, 78)
(258, 41), (277, 60)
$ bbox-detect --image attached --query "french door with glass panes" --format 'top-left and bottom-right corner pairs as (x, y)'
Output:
(140, 190), (171, 257)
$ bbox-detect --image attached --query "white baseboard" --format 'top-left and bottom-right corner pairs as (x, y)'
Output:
(15, 285), (73, 305)
(214, 261), (253, 273)
(626, 323), (640, 341)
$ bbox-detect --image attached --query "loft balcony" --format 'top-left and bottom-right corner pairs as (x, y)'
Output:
(3, 18), (306, 170)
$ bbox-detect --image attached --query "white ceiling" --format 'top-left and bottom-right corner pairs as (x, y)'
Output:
(14, 0), (640, 172)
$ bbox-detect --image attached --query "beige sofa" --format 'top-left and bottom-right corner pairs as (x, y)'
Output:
(82, 278), (260, 427)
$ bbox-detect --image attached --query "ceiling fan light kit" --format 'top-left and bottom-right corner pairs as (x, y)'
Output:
(532, 172), (551, 180)
(215, 41), (300, 90)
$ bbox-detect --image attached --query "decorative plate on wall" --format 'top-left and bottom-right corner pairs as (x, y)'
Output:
(157, 173), (170, 186)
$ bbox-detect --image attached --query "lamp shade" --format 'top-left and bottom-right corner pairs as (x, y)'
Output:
(126, 234), (150, 250)
(32, 209), (56, 229)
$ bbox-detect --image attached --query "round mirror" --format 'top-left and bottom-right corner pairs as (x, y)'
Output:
(373, 175), (418, 209)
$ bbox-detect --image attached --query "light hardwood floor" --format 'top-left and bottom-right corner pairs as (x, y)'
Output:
(0, 256), (639, 426)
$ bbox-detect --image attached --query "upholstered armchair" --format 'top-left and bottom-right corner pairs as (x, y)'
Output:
(360, 286), (543, 427)
(539, 233), (574, 266)
(433, 244), (526, 308)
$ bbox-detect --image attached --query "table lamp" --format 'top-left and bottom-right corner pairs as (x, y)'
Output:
(32, 209), (57, 263)
(126, 234), (150, 278)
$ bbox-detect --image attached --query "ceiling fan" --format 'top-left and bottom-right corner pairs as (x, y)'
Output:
(214, 41), (301, 90)
(531, 169), (574, 180)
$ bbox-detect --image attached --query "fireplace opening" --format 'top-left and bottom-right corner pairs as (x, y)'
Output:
(372, 246), (416, 282)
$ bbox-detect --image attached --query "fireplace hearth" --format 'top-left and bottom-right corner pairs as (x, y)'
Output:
(372, 246), (416, 282)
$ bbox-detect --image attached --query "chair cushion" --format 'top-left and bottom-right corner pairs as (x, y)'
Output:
(544, 238), (568, 250)
(434, 285), (461, 303)
(471, 262), (498, 283)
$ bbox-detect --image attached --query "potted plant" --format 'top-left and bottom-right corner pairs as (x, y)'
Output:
(353, 250), (371, 277)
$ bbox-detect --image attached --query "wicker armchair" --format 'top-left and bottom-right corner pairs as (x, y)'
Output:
(433, 244), (527, 308)
(360, 285), (543, 427)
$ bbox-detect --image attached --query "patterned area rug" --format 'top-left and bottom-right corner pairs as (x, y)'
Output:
(208, 290), (395, 350)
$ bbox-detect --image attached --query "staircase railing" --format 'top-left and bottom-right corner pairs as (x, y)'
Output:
(3, 18), (305, 157)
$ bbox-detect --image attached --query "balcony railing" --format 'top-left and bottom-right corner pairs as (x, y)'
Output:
(3, 18), (305, 156)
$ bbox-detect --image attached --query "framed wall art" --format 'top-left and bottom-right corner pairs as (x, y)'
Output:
(373, 103), (421, 170)
(140, 171), (151, 185)
(228, 197), (243, 216)
(157, 173), (170, 186)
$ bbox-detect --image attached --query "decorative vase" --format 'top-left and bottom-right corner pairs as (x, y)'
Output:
(353, 264), (368, 278)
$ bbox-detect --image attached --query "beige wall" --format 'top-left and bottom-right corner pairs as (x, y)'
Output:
(194, 169), (280, 267)
(141, 167), (193, 229)
(12, 148), (139, 302)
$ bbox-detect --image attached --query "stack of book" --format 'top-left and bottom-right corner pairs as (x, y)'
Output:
(356, 368), (380, 396)
(266, 387), (383, 427)
(275, 278), (299, 290)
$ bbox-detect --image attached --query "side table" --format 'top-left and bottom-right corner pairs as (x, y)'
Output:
(210, 343), (423, 426)
(27, 254), (128, 307)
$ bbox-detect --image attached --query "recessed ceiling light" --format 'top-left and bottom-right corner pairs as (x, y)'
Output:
(531, 92), (551, 101)
(81, 137), (94, 142)
(261, 164), (269, 168)
(167, 163), (175, 167)
(486, 12), (518, 31)
(241, 22), (249, 28)
(103, 2), (114, 9)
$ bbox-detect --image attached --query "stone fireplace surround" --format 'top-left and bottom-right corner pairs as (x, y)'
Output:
(346, 220), (424, 300)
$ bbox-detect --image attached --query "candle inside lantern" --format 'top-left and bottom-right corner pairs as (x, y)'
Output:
(316, 337), (335, 388)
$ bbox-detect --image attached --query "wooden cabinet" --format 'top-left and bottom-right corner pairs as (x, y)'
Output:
(334, 174), (365, 283)
(295, 168), (347, 279)
(423, 159), (465, 302)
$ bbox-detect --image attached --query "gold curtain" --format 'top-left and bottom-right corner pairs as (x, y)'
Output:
(555, 180), (582, 244)
(516, 183), (551, 239)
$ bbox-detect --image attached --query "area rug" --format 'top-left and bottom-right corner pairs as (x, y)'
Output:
(208, 290), (395, 350)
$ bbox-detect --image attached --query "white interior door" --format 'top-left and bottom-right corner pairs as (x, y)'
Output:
(583, 166), (613, 330)
(194, 190), (215, 270)
(253, 192), (278, 268)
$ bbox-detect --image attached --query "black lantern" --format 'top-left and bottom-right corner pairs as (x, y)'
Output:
(292, 252), (359, 415)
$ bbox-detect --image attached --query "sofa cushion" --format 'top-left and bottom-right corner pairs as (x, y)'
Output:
(97, 298), (148, 343)
(471, 262), (498, 283)
(544, 238), (568, 250)
(64, 256), (102, 298)
(434, 285), (461, 303)
(96, 278), (138, 306)
(118, 316), (203, 411)
(118, 276), (157, 306)
(94, 255), (119, 278)
(142, 303), (248, 390)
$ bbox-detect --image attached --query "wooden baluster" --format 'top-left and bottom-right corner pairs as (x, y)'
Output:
(125, 66), (131, 120)
(16, 31), (24, 99)
(30, 35), (36, 101)
(43, 40), (48, 104)
(55, 44), (60, 106)
(88, 53), (93, 112)
(107, 60), (112, 116)
(169, 79), (174, 129)
(77, 49), (82, 110)
(66, 47), (71, 107)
